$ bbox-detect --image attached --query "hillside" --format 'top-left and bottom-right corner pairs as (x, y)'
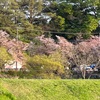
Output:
(0, 79), (100, 100)
(0, 30), (100, 79)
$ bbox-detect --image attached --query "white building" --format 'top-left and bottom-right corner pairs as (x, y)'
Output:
(5, 60), (22, 70)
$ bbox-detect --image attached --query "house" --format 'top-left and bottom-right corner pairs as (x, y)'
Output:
(5, 60), (22, 71)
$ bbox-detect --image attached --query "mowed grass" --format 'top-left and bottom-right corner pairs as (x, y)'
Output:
(0, 79), (100, 100)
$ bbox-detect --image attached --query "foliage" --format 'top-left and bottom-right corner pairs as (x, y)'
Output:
(0, 47), (12, 68)
(45, 0), (100, 38)
(0, 47), (12, 61)
(0, 0), (43, 40)
(26, 54), (65, 79)
(0, 0), (100, 79)
(0, 0), (99, 40)
(49, 14), (65, 31)
(26, 36), (59, 56)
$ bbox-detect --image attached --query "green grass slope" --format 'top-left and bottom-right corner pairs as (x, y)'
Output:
(0, 79), (100, 100)
(0, 83), (16, 100)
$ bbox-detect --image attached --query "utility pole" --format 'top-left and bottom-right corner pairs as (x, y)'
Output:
(16, 27), (19, 43)
(16, 27), (19, 71)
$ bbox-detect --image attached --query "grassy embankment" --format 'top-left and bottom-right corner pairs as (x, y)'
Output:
(0, 79), (100, 100)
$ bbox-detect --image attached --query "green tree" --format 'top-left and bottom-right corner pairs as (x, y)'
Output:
(49, 14), (65, 31)
(0, 0), (24, 36)
(19, 0), (43, 24)
(27, 54), (65, 79)
(45, 0), (99, 38)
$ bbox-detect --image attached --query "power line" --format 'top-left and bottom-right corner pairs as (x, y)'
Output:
(19, 28), (100, 35)
(0, 27), (99, 35)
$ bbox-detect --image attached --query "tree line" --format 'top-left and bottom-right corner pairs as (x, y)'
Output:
(0, 0), (100, 41)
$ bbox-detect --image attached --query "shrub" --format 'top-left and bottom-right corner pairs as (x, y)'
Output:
(27, 55), (65, 79)
(0, 47), (12, 69)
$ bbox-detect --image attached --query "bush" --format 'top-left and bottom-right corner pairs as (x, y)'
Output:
(27, 55), (65, 79)
(0, 47), (12, 69)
